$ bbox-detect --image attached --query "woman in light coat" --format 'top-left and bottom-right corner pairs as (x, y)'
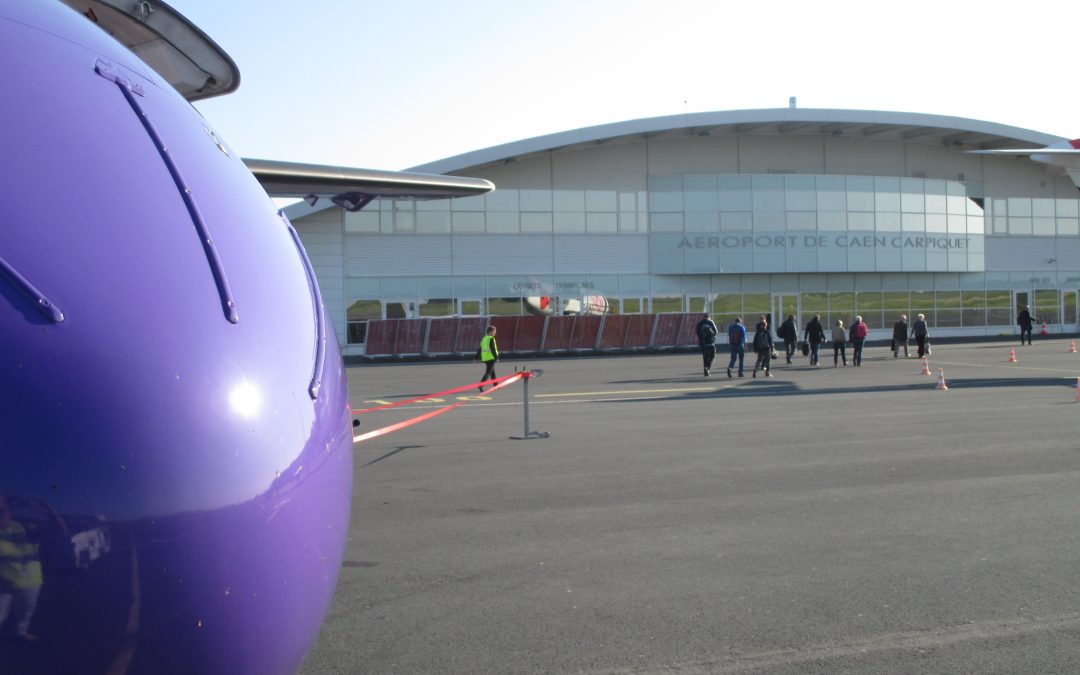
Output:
(831, 320), (847, 367)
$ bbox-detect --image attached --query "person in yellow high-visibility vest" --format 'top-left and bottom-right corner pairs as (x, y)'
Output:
(0, 496), (43, 641)
(476, 325), (499, 392)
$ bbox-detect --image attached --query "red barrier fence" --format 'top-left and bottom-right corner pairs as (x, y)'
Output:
(570, 316), (602, 350)
(361, 313), (707, 357)
(426, 317), (458, 354)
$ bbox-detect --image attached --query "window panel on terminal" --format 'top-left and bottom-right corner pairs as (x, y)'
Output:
(962, 308), (987, 327)
(419, 299), (454, 317)
(719, 175), (752, 211)
(586, 189), (617, 212)
(846, 176), (875, 211)
(485, 188), (518, 211)
(553, 189), (585, 212)
(344, 209), (379, 233)
(936, 308), (961, 327)
(1009, 217), (1033, 235)
(416, 211), (451, 233)
(882, 292), (910, 315)
(987, 307), (1012, 326)
(720, 211), (752, 230)
(652, 295), (683, 313)
(1057, 199), (1079, 218)
(875, 176), (901, 213)
(875, 212), (900, 231)
(848, 212), (874, 231)
(785, 175), (816, 211)
(816, 175), (846, 211)
(452, 211), (485, 233)
(1063, 292), (1078, 324)
(486, 212), (521, 234)
(521, 212), (553, 233)
(1033, 217), (1055, 236)
(586, 212), (618, 232)
(486, 298), (521, 316)
(1008, 197), (1032, 217)
(520, 189), (552, 211)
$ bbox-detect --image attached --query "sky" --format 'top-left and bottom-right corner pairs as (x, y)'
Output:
(180, 0), (1080, 173)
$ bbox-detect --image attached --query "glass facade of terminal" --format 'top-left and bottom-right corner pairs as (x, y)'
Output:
(338, 174), (1080, 345)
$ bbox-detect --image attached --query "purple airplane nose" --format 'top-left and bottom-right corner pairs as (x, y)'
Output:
(0, 2), (352, 673)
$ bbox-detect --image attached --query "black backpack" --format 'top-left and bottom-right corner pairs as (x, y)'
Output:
(753, 330), (769, 350)
(697, 320), (716, 341)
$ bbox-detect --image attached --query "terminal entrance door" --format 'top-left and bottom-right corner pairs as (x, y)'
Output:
(1013, 291), (1029, 337)
(772, 294), (800, 334)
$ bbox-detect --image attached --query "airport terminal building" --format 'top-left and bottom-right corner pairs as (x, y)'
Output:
(284, 108), (1080, 355)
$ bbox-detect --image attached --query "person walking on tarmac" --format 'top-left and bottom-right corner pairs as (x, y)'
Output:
(726, 317), (746, 378)
(695, 314), (719, 377)
(831, 319), (848, 366)
(476, 325), (499, 392)
(911, 313), (930, 357)
(892, 314), (910, 357)
(777, 315), (798, 364)
(751, 315), (774, 378)
(1017, 305), (1034, 345)
(804, 313), (826, 366)
(849, 315), (869, 366)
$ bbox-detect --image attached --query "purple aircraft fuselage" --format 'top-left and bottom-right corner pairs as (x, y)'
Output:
(0, 2), (352, 673)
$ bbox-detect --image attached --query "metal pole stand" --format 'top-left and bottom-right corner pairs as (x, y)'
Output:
(510, 367), (549, 440)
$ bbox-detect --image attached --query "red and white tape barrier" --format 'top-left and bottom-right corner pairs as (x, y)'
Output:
(351, 371), (528, 444)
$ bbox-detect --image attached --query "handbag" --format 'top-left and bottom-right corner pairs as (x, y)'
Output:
(925, 341), (932, 356)
(800, 341), (809, 356)
(770, 348), (779, 360)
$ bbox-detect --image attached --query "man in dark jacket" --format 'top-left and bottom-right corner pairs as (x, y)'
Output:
(726, 317), (746, 378)
(695, 314), (719, 377)
(803, 314), (826, 367)
(1018, 305), (1034, 345)
(891, 314), (909, 357)
(751, 316), (774, 378)
(777, 315), (798, 364)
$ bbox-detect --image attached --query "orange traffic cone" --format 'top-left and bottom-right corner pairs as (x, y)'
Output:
(1041, 322), (1048, 335)
(1075, 377), (1080, 402)
(1008, 347), (1017, 363)
(920, 357), (931, 375)
(1070, 339), (1077, 353)
(935, 368), (948, 390)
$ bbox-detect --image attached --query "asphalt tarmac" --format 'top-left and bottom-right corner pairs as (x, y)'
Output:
(299, 338), (1080, 674)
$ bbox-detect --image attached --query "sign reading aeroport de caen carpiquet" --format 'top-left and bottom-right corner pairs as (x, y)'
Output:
(649, 231), (984, 273)
(677, 233), (971, 250)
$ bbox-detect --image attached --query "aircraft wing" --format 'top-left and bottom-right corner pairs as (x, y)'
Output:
(61, 0), (238, 101)
(968, 148), (1080, 156)
(244, 159), (495, 211)
(968, 140), (1080, 188)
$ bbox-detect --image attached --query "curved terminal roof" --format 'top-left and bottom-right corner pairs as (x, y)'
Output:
(409, 108), (1066, 175)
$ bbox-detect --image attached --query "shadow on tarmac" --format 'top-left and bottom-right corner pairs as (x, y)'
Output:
(601, 376), (1073, 402)
(362, 445), (426, 467)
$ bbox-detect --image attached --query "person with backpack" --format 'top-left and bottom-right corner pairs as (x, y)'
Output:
(803, 313), (826, 367)
(849, 315), (869, 367)
(726, 317), (746, 378)
(777, 315), (798, 364)
(751, 315), (774, 378)
(695, 314), (719, 377)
